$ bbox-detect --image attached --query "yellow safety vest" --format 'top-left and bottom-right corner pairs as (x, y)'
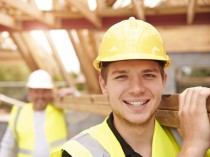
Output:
(9, 103), (68, 157)
(51, 119), (181, 157)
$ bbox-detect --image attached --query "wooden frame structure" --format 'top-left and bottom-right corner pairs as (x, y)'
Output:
(1, 93), (210, 128)
(0, 0), (210, 93)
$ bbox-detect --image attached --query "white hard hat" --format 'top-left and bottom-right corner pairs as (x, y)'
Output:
(26, 70), (54, 89)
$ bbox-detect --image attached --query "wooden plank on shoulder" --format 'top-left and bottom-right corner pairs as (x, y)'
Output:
(54, 94), (210, 128)
(1, 93), (209, 128)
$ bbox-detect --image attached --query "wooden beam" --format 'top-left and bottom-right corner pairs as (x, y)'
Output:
(132, 0), (145, 21)
(49, 4), (210, 19)
(54, 94), (210, 128)
(67, 30), (88, 92)
(0, 51), (24, 65)
(10, 32), (38, 71)
(44, 31), (75, 87)
(105, 0), (117, 7)
(0, 51), (21, 61)
(0, 2), (209, 31)
(0, 0), (57, 28)
(177, 77), (210, 86)
(66, 0), (102, 28)
(67, 30), (101, 93)
(21, 32), (60, 75)
(187, 0), (197, 24)
(1, 12), (210, 31)
(95, 0), (106, 20)
(21, 12), (210, 31)
(0, 49), (18, 53)
(1, 92), (210, 128)
(52, 0), (62, 11)
(77, 30), (96, 61)
(157, 25), (210, 52)
(21, 32), (49, 71)
(88, 30), (99, 57)
(0, 94), (25, 107)
(96, 0), (105, 13)
(0, 12), (20, 30)
(76, 30), (101, 93)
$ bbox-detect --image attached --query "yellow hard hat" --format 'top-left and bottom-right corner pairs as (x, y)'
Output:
(93, 17), (171, 71)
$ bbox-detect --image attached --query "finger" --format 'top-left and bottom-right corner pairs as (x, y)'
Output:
(178, 88), (193, 118)
(188, 87), (203, 114)
(182, 87), (194, 114)
(179, 89), (187, 114)
(196, 87), (210, 112)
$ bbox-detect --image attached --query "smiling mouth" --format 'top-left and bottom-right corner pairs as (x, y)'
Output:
(123, 99), (150, 107)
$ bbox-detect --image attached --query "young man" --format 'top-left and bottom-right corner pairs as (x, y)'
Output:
(51, 17), (210, 157)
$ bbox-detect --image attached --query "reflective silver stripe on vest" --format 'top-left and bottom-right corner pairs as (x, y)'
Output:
(50, 137), (67, 148)
(170, 128), (183, 146)
(18, 148), (32, 155)
(14, 107), (22, 140)
(74, 134), (110, 157)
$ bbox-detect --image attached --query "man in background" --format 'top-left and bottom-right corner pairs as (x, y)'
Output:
(0, 69), (104, 157)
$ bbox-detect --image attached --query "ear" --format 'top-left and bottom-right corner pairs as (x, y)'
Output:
(162, 73), (167, 92)
(99, 75), (108, 94)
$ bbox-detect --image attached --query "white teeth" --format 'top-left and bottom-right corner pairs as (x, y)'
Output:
(129, 101), (145, 107)
(124, 99), (149, 107)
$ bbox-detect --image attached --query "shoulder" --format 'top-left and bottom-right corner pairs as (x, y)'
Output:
(51, 121), (107, 157)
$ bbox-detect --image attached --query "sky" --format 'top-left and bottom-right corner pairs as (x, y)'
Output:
(31, 30), (80, 74)
(30, 0), (83, 74)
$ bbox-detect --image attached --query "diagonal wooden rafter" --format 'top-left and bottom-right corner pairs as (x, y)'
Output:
(76, 30), (100, 93)
(187, 0), (197, 24)
(132, 0), (145, 21)
(88, 30), (98, 57)
(0, 0), (58, 28)
(105, 0), (117, 7)
(66, 0), (102, 28)
(44, 31), (75, 88)
(21, 32), (51, 71)
(68, 30), (101, 93)
(95, 0), (105, 13)
(0, 12), (21, 30)
(23, 32), (61, 75)
(10, 32), (39, 71)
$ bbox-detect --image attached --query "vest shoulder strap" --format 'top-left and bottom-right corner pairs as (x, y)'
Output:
(71, 133), (110, 157)
(13, 106), (22, 140)
(169, 127), (183, 146)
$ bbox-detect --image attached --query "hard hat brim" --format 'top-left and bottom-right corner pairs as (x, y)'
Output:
(93, 52), (171, 71)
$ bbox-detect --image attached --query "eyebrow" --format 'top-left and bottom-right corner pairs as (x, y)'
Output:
(142, 69), (160, 73)
(111, 68), (159, 75)
(111, 70), (128, 75)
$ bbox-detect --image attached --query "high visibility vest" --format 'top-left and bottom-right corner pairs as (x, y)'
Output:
(51, 119), (181, 157)
(9, 103), (68, 157)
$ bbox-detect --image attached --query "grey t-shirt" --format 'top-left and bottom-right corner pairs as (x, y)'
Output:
(0, 110), (50, 157)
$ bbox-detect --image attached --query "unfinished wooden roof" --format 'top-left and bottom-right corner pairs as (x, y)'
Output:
(0, 0), (210, 30)
(0, 0), (210, 93)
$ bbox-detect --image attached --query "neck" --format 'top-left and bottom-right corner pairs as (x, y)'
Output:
(114, 116), (155, 157)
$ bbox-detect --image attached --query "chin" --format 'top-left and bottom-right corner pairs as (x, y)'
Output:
(127, 114), (154, 125)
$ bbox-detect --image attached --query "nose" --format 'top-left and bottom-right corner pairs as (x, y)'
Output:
(128, 77), (146, 95)
(35, 91), (44, 99)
